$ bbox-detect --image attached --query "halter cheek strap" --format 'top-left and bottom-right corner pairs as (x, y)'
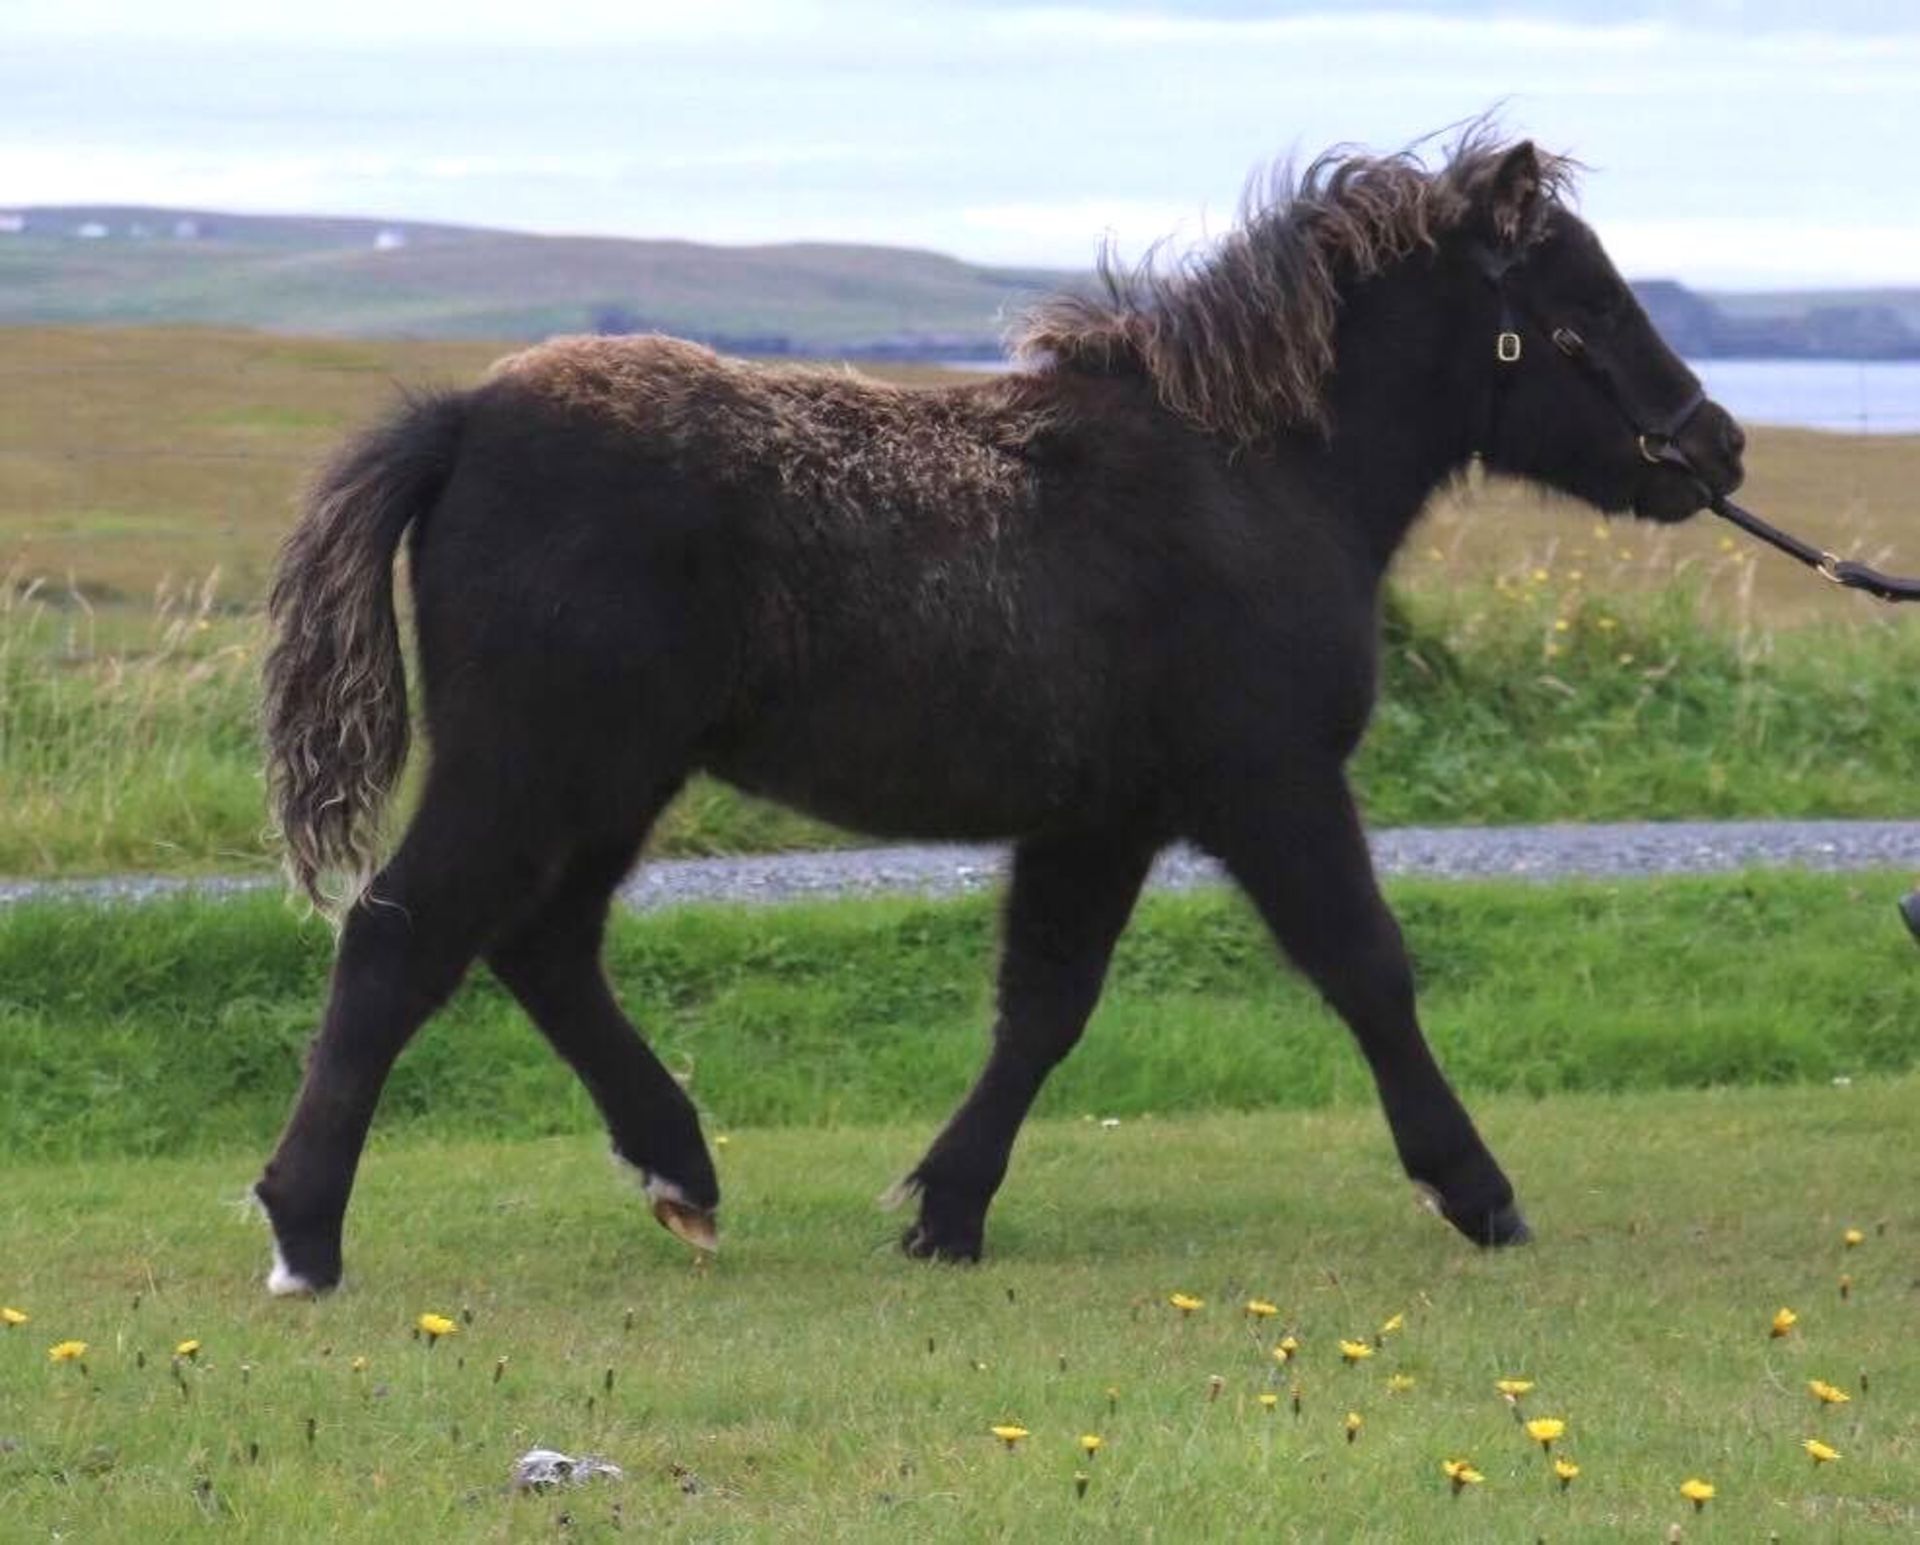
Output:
(1468, 244), (1527, 458)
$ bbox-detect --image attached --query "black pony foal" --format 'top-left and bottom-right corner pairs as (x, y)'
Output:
(253, 137), (1746, 1293)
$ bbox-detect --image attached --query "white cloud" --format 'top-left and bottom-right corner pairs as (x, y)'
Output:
(1, 0), (828, 44)
(3, 5), (1917, 286)
(1599, 218), (1920, 289)
(958, 198), (1218, 263)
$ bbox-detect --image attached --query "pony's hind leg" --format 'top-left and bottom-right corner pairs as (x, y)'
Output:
(1203, 774), (1528, 1247)
(484, 820), (719, 1252)
(896, 830), (1156, 1262)
(253, 785), (559, 1295)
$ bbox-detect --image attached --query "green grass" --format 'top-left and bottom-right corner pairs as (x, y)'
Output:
(1, 1080), (1913, 1540)
(1359, 584), (1920, 825)
(3, 577), (1918, 878)
(4, 872), (1917, 1162)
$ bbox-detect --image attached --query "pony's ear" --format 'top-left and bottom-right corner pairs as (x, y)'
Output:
(1487, 141), (1543, 244)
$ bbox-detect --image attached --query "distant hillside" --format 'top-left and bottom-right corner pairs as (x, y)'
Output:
(1635, 280), (1920, 361)
(2, 205), (1915, 359)
(0, 206), (1068, 357)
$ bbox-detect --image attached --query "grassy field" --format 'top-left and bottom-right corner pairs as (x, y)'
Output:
(2, 326), (1917, 878)
(1, 1079), (1912, 1540)
(3, 327), (1915, 619)
(4, 872), (1917, 1162)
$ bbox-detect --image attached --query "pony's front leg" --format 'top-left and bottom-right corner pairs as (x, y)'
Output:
(1202, 774), (1530, 1247)
(893, 832), (1154, 1261)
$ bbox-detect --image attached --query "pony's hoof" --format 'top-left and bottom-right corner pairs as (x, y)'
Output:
(267, 1244), (335, 1297)
(1413, 1180), (1531, 1248)
(1471, 1201), (1533, 1248)
(253, 1183), (342, 1296)
(900, 1219), (984, 1263)
(651, 1194), (719, 1254)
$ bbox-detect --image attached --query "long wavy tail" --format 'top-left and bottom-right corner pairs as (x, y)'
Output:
(263, 391), (468, 911)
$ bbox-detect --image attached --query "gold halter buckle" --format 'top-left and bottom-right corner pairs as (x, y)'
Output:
(1495, 332), (1522, 363)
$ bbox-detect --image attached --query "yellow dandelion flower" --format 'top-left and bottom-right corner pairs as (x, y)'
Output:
(1273, 1335), (1301, 1363)
(1804, 1438), (1840, 1465)
(1, 1307), (28, 1327)
(1495, 1378), (1534, 1400)
(1387, 1374), (1416, 1393)
(1718, 535), (1737, 553)
(1079, 1433), (1102, 1456)
(1526, 1417), (1566, 1451)
(1168, 1292), (1204, 1316)
(1532, 568), (1550, 583)
(1442, 1458), (1484, 1491)
(1344, 1411), (1363, 1442)
(1339, 1339), (1374, 1364)
(48, 1340), (87, 1363)
(1553, 618), (1571, 633)
(1258, 1392), (1279, 1410)
(1809, 1379), (1851, 1406)
(1379, 1312), (1405, 1336)
(1617, 651), (1635, 665)
(174, 1339), (201, 1360)
(1554, 1457), (1580, 1489)
(990, 1424), (1029, 1450)
(1842, 1227), (1864, 1248)
(351, 1355), (370, 1373)
(1245, 1299), (1279, 1319)
(1680, 1477), (1715, 1509)
(714, 1134), (731, 1149)
(1596, 615), (1618, 631)
(1770, 1306), (1798, 1339)
(417, 1312), (458, 1341)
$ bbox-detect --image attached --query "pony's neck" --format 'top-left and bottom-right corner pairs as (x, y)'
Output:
(1306, 258), (1484, 573)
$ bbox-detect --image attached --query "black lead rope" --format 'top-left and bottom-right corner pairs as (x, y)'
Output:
(1471, 242), (1920, 605)
(1706, 495), (1920, 605)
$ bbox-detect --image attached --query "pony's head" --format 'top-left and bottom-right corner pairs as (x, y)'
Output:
(1016, 131), (1746, 525)
(1453, 141), (1746, 522)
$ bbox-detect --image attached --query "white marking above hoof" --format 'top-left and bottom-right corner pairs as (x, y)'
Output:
(641, 1171), (691, 1209)
(267, 1243), (319, 1298)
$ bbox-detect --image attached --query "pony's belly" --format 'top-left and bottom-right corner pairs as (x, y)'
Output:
(701, 707), (1103, 842)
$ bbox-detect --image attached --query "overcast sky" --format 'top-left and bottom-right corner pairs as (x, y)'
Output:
(5, 1), (1918, 289)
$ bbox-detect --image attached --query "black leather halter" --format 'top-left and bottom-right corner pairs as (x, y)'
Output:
(1469, 243), (1920, 605)
(1469, 242), (1706, 472)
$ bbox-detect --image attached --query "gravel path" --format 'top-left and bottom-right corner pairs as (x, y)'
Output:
(3, 820), (1915, 911)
